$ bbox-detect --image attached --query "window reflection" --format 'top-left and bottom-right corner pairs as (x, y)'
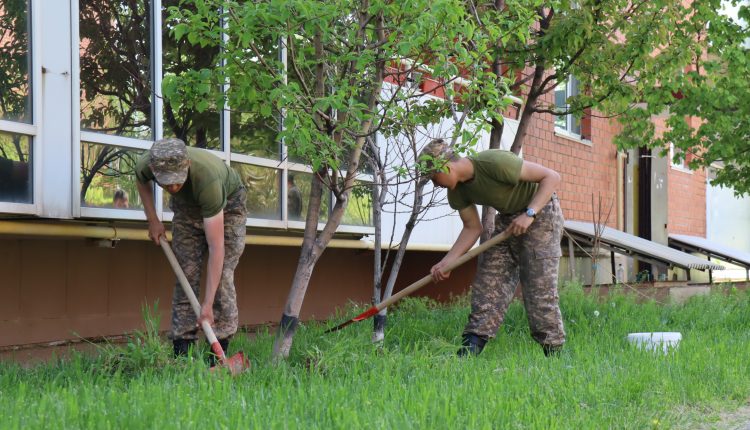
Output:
(0, 0), (32, 123)
(229, 111), (279, 159)
(79, 0), (153, 139)
(80, 142), (144, 210)
(162, 0), (221, 150)
(0, 131), (31, 203)
(289, 172), (328, 223)
(228, 36), (279, 158)
(231, 163), (281, 220)
(341, 181), (372, 226)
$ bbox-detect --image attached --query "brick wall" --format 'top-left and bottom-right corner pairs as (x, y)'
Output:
(667, 163), (706, 236)
(522, 92), (621, 226)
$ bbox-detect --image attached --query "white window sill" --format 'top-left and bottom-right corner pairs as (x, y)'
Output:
(554, 128), (592, 146)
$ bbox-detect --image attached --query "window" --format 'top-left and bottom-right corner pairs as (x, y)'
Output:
(0, 2), (373, 231)
(554, 76), (581, 136)
(669, 142), (691, 172)
(0, 0), (34, 206)
(162, 0), (221, 150)
(78, 0), (154, 219)
(80, 142), (144, 210)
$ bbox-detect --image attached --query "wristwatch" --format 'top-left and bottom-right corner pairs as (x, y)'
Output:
(525, 207), (537, 218)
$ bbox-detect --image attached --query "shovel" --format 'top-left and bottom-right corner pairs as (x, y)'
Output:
(325, 229), (513, 333)
(159, 237), (250, 375)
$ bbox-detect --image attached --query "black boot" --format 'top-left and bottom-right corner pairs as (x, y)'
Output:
(173, 339), (195, 357)
(208, 338), (231, 366)
(542, 344), (562, 357)
(457, 333), (488, 357)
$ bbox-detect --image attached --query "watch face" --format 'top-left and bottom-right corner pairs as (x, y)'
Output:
(526, 208), (535, 217)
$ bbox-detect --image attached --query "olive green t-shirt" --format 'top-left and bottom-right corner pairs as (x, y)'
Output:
(447, 150), (537, 214)
(135, 147), (242, 218)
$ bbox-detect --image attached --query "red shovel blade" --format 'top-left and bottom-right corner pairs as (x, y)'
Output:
(208, 341), (251, 375)
(324, 305), (379, 334)
(209, 351), (251, 375)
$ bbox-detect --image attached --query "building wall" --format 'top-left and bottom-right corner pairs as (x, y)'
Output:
(654, 116), (707, 237)
(522, 98), (621, 226)
(0, 237), (476, 348)
(668, 167), (707, 236)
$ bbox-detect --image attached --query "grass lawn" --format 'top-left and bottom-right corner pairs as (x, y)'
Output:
(1, 284), (748, 429)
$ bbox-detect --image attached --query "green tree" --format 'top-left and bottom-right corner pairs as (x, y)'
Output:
(465, 0), (724, 239)
(169, 0), (521, 359)
(616, 1), (750, 196)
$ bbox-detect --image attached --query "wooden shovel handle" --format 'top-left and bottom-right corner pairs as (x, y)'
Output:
(159, 237), (225, 360)
(375, 229), (512, 312)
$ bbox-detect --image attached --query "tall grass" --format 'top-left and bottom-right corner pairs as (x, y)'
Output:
(1, 284), (748, 429)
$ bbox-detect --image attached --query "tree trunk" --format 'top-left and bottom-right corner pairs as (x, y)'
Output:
(272, 125), (373, 360)
(372, 179), (426, 343)
(271, 167), (326, 361)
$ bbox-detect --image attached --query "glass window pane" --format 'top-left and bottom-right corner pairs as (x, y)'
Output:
(0, 0), (32, 123)
(0, 131), (32, 203)
(342, 181), (373, 226)
(232, 163), (281, 220)
(289, 172), (328, 223)
(554, 82), (567, 130)
(80, 142), (145, 210)
(79, 0), (153, 139)
(570, 76), (580, 97)
(162, 0), (221, 150)
(570, 115), (581, 135)
(230, 112), (279, 159)
(228, 37), (279, 158)
(286, 172), (304, 221)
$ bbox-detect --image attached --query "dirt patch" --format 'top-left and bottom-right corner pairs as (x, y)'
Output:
(690, 404), (750, 430)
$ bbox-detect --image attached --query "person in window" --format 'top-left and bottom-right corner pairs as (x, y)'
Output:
(134, 138), (247, 359)
(0, 157), (30, 202)
(418, 139), (565, 357)
(112, 189), (129, 208)
(287, 173), (303, 220)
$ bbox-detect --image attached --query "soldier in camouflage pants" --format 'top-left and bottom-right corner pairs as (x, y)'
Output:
(135, 138), (247, 359)
(170, 188), (246, 341)
(466, 197), (565, 353)
(420, 139), (566, 357)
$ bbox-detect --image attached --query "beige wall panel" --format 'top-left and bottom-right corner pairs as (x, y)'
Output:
(20, 240), (67, 319)
(0, 239), (22, 321)
(107, 241), (149, 316)
(66, 241), (109, 317)
(0, 237), (475, 348)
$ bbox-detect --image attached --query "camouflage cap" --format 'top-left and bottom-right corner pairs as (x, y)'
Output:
(418, 138), (455, 176)
(149, 138), (189, 185)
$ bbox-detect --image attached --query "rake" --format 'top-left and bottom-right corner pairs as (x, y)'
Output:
(325, 229), (512, 333)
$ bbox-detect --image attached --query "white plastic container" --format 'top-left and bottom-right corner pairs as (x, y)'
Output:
(626, 332), (682, 354)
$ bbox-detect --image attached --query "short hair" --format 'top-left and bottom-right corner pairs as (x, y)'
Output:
(417, 138), (458, 176)
(114, 189), (128, 201)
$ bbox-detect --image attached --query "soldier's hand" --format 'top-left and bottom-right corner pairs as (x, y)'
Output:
(148, 220), (166, 245)
(198, 303), (215, 328)
(509, 214), (533, 236)
(430, 259), (452, 283)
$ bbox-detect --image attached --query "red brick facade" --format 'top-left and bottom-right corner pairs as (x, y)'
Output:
(522, 93), (622, 228)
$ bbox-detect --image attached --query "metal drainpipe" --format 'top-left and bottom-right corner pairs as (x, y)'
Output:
(0, 220), (450, 251)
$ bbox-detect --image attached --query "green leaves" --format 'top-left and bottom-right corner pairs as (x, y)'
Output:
(616, 2), (750, 195)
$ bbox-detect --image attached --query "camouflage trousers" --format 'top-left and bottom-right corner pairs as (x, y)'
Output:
(464, 196), (566, 348)
(169, 188), (247, 341)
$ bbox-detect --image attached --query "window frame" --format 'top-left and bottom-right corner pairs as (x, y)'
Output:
(669, 142), (692, 174)
(66, 1), (373, 234)
(0, 0), (41, 215)
(554, 76), (583, 139)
